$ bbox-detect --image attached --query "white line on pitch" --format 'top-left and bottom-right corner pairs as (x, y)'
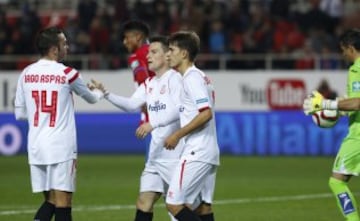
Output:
(0, 193), (334, 216)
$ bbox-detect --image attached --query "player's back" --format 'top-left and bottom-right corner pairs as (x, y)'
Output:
(19, 59), (78, 165)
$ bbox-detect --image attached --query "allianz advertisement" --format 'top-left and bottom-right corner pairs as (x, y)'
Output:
(0, 71), (348, 156)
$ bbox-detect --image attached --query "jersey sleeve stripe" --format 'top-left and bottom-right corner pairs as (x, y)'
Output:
(64, 67), (73, 75)
(68, 72), (79, 84)
(199, 107), (210, 112)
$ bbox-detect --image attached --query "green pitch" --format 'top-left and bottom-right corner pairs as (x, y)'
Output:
(1, 155), (359, 220)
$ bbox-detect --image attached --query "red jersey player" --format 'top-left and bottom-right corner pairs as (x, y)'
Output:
(122, 20), (155, 124)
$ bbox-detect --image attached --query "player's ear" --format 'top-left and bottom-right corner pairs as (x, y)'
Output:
(180, 49), (188, 59)
(49, 45), (58, 57)
(349, 45), (357, 54)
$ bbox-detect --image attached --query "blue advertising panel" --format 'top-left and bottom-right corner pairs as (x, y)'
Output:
(0, 111), (348, 156)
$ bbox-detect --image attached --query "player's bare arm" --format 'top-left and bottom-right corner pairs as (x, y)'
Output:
(164, 108), (213, 149)
(337, 98), (360, 111)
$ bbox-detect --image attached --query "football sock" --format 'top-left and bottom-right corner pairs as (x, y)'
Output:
(329, 177), (360, 221)
(199, 213), (214, 221)
(54, 207), (72, 221)
(175, 207), (201, 221)
(134, 209), (153, 221)
(34, 201), (55, 221)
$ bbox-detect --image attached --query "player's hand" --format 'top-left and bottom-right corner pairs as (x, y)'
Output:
(303, 90), (324, 115)
(135, 123), (153, 139)
(90, 79), (108, 94)
(164, 132), (180, 150)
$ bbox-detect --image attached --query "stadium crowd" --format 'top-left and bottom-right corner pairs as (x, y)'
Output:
(1, 0), (360, 70)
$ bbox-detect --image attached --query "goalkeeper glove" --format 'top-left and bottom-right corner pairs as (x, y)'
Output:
(303, 91), (324, 115)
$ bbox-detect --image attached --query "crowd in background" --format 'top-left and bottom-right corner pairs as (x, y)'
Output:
(0, 0), (360, 70)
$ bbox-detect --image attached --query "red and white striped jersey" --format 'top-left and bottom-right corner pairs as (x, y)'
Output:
(14, 59), (102, 165)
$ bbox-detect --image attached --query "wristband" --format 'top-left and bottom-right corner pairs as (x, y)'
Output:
(322, 100), (338, 110)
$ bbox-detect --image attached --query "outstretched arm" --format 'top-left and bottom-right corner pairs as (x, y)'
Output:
(303, 90), (359, 114)
(89, 79), (145, 112)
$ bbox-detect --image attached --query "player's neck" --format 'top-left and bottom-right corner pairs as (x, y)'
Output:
(42, 54), (58, 61)
(177, 60), (193, 75)
(155, 66), (170, 77)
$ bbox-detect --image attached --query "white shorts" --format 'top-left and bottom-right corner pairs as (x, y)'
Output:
(140, 161), (178, 194)
(30, 159), (77, 193)
(165, 159), (217, 205)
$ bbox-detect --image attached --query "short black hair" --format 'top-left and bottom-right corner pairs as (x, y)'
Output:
(36, 27), (63, 56)
(122, 20), (150, 38)
(149, 35), (169, 51)
(168, 31), (200, 62)
(339, 28), (360, 50)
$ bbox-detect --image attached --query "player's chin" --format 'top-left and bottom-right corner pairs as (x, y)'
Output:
(148, 64), (156, 72)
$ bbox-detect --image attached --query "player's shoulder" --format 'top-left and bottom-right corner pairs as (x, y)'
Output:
(350, 63), (360, 74)
(184, 66), (205, 80)
(144, 75), (155, 84)
(167, 69), (182, 81)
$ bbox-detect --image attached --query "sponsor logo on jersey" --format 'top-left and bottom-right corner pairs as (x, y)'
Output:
(130, 60), (140, 70)
(148, 101), (166, 112)
(352, 81), (360, 92)
(179, 106), (185, 112)
(196, 98), (208, 104)
(266, 79), (306, 110)
(338, 193), (355, 215)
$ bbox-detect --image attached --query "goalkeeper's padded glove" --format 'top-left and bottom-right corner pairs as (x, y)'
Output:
(303, 91), (324, 115)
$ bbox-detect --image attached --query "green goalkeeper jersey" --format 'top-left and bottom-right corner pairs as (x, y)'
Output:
(347, 57), (360, 139)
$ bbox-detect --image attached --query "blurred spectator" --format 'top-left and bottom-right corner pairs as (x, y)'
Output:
(294, 39), (316, 70)
(320, 45), (341, 70)
(17, 3), (41, 54)
(208, 19), (226, 53)
(77, 0), (97, 31)
(0, 0), (357, 70)
(151, 0), (172, 35)
(0, 10), (12, 54)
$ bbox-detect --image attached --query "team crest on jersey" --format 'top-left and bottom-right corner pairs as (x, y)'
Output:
(148, 87), (153, 94)
(352, 81), (360, 92)
(130, 60), (139, 70)
(160, 85), (166, 94)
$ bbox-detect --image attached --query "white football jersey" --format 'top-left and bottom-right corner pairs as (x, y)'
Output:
(14, 59), (102, 165)
(106, 69), (184, 162)
(179, 66), (220, 165)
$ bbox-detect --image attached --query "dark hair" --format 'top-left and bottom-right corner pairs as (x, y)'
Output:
(339, 28), (360, 50)
(122, 20), (150, 37)
(149, 35), (169, 51)
(36, 27), (63, 56)
(168, 31), (200, 62)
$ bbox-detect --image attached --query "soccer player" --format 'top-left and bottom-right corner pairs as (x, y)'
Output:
(164, 31), (220, 221)
(90, 36), (183, 221)
(122, 20), (155, 125)
(303, 28), (360, 220)
(14, 27), (103, 221)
